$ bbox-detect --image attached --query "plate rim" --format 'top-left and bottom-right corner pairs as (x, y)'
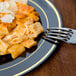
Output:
(14, 0), (63, 75)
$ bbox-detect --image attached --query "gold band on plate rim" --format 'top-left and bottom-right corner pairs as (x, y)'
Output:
(0, 0), (49, 71)
(14, 0), (62, 76)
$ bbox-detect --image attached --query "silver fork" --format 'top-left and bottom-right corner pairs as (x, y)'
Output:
(43, 27), (76, 44)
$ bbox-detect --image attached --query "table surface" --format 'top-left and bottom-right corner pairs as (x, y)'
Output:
(25, 0), (76, 76)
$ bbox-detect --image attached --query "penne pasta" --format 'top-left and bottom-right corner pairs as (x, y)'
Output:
(22, 39), (37, 48)
(0, 39), (9, 55)
(8, 44), (25, 59)
(0, 0), (44, 59)
(0, 24), (9, 38)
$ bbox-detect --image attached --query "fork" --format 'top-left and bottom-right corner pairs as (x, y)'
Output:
(43, 27), (76, 44)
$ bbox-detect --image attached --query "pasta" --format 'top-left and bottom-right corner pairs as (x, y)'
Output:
(0, 39), (9, 55)
(22, 39), (37, 48)
(0, 24), (9, 38)
(8, 44), (25, 59)
(0, 0), (44, 59)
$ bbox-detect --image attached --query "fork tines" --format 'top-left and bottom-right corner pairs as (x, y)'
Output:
(43, 27), (73, 41)
(47, 27), (72, 32)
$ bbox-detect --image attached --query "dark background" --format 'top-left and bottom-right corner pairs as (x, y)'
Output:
(25, 0), (76, 76)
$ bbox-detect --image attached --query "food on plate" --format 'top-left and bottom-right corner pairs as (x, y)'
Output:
(8, 44), (25, 59)
(0, 0), (44, 59)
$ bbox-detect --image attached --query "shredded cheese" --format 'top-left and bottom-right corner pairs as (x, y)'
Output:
(0, 1), (14, 14)
(0, 0), (28, 23)
(0, 1), (9, 9)
(8, 0), (18, 11)
(15, 0), (28, 4)
(0, 14), (15, 23)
